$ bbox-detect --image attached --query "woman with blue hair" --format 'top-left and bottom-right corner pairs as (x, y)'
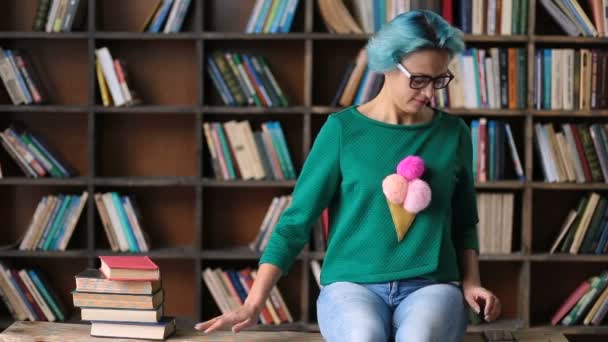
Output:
(196, 9), (501, 341)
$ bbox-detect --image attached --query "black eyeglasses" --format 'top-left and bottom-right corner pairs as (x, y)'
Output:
(396, 63), (454, 90)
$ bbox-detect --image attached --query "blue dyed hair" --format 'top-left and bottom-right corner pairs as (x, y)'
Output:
(366, 10), (465, 72)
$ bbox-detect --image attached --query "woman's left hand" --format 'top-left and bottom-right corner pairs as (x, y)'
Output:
(463, 284), (501, 322)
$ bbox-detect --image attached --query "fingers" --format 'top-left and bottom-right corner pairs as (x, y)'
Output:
(194, 316), (219, 331)
(466, 295), (481, 314)
(483, 293), (501, 322)
(203, 316), (227, 334)
(232, 317), (253, 333)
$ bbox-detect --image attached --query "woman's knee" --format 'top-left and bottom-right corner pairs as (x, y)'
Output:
(394, 284), (468, 342)
(317, 282), (391, 342)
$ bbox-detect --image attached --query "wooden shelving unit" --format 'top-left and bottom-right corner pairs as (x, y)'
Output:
(0, 0), (607, 339)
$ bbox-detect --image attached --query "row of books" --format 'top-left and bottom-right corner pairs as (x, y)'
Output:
(249, 195), (293, 253)
(0, 124), (72, 178)
(33, 0), (86, 32)
(318, 0), (410, 34)
(0, 47), (47, 105)
(0, 262), (65, 322)
(207, 51), (288, 107)
(550, 192), (608, 255)
(142, 0), (192, 33)
(534, 49), (608, 111)
(476, 192), (514, 254)
(437, 48), (527, 110)
(18, 191), (88, 252)
(551, 270), (608, 326)
(73, 256), (175, 340)
(471, 119), (524, 182)
(458, 0), (528, 35)
(332, 49), (384, 107)
(95, 47), (141, 107)
(94, 192), (150, 253)
(245, 0), (300, 33)
(534, 123), (608, 184)
(203, 120), (296, 181)
(202, 267), (293, 325)
(540, 0), (607, 37)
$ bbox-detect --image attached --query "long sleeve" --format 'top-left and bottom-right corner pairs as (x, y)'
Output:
(259, 115), (342, 274)
(451, 120), (480, 253)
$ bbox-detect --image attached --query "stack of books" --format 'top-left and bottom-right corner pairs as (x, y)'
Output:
(72, 256), (175, 340)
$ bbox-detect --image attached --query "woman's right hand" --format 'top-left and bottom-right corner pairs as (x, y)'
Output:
(194, 302), (261, 334)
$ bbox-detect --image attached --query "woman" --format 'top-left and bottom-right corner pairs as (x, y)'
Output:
(195, 9), (501, 342)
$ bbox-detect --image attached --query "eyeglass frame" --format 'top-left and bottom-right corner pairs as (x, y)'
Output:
(395, 63), (454, 90)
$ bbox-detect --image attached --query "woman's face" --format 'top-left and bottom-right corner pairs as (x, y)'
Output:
(385, 49), (451, 113)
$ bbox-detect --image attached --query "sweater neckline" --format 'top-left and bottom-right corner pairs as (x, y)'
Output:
(350, 105), (443, 130)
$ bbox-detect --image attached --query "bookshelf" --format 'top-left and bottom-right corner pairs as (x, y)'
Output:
(0, 0), (607, 340)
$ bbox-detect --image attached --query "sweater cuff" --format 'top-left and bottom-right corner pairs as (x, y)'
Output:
(259, 237), (299, 275)
(456, 225), (480, 254)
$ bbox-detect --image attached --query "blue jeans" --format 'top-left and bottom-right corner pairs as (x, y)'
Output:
(317, 278), (468, 342)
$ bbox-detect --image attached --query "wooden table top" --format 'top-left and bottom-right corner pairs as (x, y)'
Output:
(0, 321), (569, 342)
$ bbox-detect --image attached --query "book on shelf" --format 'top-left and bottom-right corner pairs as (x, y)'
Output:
(206, 51), (289, 107)
(250, 195), (327, 253)
(33, 0), (87, 32)
(0, 262), (66, 322)
(539, 0), (606, 37)
(202, 267), (293, 325)
(73, 256), (175, 340)
(246, 0), (300, 33)
(141, 0), (192, 33)
(457, 0), (529, 35)
(476, 192), (514, 254)
(249, 195), (292, 252)
(436, 47), (527, 110)
(0, 47), (49, 106)
(95, 47), (142, 107)
(316, 0), (527, 35)
(549, 192), (608, 254)
(203, 120), (296, 181)
(16, 191), (88, 252)
(534, 122), (608, 183)
(534, 48), (608, 110)
(551, 270), (608, 326)
(332, 49), (384, 107)
(95, 192), (150, 253)
(471, 118), (524, 182)
(1, 123), (74, 178)
(310, 260), (322, 289)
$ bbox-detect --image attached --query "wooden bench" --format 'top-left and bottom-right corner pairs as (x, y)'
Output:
(0, 321), (568, 342)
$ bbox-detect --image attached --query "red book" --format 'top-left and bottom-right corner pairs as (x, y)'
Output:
(99, 256), (159, 281)
(550, 279), (591, 326)
(322, 208), (329, 241)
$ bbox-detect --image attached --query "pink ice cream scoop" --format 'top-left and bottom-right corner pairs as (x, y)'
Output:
(403, 179), (432, 213)
(396, 156), (425, 181)
(382, 174), (408, 204)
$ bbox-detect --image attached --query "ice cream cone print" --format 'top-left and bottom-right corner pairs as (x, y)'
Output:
(382, 155), (432, 242)
(387, 200), (416, 241)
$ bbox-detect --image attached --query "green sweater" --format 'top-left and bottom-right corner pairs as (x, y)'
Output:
(259, 106), (479, 285)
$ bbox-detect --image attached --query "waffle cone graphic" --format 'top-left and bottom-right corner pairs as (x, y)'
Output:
(387, 200), (416, 241)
